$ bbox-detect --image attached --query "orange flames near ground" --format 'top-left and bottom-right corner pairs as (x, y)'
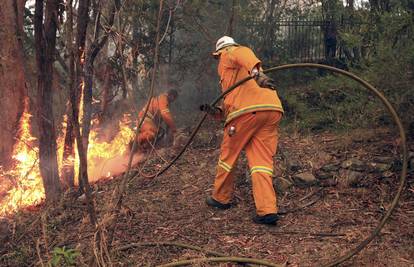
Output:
(0, 112), (137, 216)
(0, 111), (43, 215)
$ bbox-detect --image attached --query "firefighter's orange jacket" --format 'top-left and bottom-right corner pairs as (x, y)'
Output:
(139, 93), (176, 132)
(217, 45), (283, 123)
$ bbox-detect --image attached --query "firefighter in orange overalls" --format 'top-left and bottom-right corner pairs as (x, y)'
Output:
(135, 89), (178, 151)
(201, 36), (283, 225)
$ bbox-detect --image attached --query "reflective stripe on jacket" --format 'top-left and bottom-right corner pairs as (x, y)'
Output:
(217, 46), (283, 124)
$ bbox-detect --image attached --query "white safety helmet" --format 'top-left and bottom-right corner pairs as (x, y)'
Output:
(213, 36), (238, 56)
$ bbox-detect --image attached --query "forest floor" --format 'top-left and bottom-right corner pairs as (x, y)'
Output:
(1, 124), (413, 267)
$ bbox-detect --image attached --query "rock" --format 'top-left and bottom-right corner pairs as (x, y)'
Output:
(274, 177), (293, 192)
(369, 162), (391, 172)
(293, 172), (318, 187)
(339, 170), (363, 188)
(409, 122), (414, 139)
(391, 158), (403, 171)
(410, 158), (414, 171)
(381, 171), (394, 178)
(319, 178), (338, 187)
(373, 156), (394, 164)
(320, 163), (340, 172)
(315, 170), (334, 180)
(341, 158), (367, 171)
(288, 160), (302, 172)
(313, 151), (333, 169)
(407, 152), (414, 170)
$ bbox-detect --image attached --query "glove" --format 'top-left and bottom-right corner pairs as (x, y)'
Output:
(255, 72), (277, 90)
(200, 104), (221, 115)
(250, 67), (260, 78)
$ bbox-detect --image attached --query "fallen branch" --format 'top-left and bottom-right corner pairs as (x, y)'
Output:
(278, 196), (321, 215)
(223, 230), (345, 237)
(299, 187), (323, 202)
(115, 241), (259, 267)
(157, 256), (285, 267)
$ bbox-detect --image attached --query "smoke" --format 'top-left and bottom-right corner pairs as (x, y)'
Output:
(88, 153), (143, 183)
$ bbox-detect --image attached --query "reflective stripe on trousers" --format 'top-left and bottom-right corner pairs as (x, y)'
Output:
(213, 111), (282, 216)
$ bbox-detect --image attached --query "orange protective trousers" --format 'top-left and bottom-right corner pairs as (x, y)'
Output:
(213, 111), (282, 216)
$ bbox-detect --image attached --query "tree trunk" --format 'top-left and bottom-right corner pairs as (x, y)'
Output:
(347, 0), (354, 10)
(62, 0), (90, 191)
(225, 0), (236, 36)
(34, 0), (61, 201)
(0, 0), (27, 168)
(260, 0), (277, 60)
(99, 61), (113, 123)
(82, 0), (118, 150)
(61, 0), (75, 188)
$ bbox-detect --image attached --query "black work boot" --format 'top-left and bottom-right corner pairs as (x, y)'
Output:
(206, 196), (231, 210)
(253, 213), (279, 225)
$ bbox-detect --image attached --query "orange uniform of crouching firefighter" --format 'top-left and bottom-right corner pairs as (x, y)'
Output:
(205, 36), (284, 224)
(137, 91), (177, 148)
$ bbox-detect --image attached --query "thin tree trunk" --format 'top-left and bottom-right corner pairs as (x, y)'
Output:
(347, 0), (354, 10)
(225, 0), (236, 36)
(34, 0), (61, 201)
(99, 61), (112, 123)
(61, 0), (75, 189)
(62, 0), (90, 192)
(114, 10), (131, 100)
(168, 15), (174, 65)
(82, 0), (119, 150)
(67, 0), (98, 226)
(260, 0), (277, 60)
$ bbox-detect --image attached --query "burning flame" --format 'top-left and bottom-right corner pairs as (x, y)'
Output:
(0, 109), (44, 215)
(0, 110), (137, 216)
(70, 114), (137, 183)
(0, 47), (141, 216)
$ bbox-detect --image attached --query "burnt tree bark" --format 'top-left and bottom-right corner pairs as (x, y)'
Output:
(34, 0), (62, 201)
(99, 60), (113, 123)
(82, 0), (119, 150)
(62, 0), (90, 190)
(61, 0), (98, 225)
(61, 0), (75, 188)
(0, 0), (27, 168)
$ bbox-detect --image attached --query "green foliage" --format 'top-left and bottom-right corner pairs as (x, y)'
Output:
(49, 246), (79, 267)
(340, 32), (362, 49)
(280, 70), (395, 133)
(337, 3), (414, 129)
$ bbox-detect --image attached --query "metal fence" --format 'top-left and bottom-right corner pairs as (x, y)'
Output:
(271, 19), (343, 63)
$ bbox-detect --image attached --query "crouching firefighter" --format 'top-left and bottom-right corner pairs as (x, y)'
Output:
(201, 36), (284, 225)
(132, 89), (178, 153)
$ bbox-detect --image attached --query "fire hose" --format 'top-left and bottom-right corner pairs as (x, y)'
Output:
(131, 63), (408, 266)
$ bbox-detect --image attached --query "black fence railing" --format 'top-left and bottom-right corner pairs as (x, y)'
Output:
(244, 18), (356, 64)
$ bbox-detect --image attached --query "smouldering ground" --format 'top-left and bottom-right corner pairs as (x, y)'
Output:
(1, 126), (413, 267)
